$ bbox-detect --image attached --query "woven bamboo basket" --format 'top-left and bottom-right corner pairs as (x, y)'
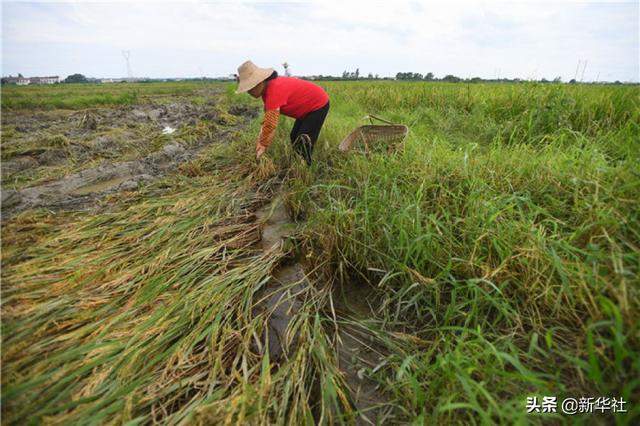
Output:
(338, 115), (408, 154)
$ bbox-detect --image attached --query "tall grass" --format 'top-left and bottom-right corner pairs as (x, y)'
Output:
(282, 81), (640, 423)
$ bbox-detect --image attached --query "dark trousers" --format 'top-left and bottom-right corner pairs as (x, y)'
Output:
(289, 101), (330, 165)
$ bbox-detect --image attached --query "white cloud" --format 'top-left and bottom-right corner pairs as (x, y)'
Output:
(1, 0), (638, 81)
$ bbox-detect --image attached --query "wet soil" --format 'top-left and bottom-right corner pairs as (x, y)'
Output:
(1, 131), (243, 218)
(253, 196), (306, 361)
(2, 98), (255, 141)
(333, 285), (390, 425)
(254, 194), (389, 424)
(1, 91), (258, 186)
(1, 98), (257, 218)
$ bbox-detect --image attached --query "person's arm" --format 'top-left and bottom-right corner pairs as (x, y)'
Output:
(256, 109), (280, 157)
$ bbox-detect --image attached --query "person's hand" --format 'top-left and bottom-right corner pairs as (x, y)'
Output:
(256, 144), (266, 159)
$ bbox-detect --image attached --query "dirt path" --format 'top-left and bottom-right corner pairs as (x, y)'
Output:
(254, 194), (389, 424)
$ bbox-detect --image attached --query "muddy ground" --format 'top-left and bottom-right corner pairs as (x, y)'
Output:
(254, 195), (390, 424)
(1, 94), (257, 218)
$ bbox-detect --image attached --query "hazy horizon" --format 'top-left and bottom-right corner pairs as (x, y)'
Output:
(2, 0), (639, 83)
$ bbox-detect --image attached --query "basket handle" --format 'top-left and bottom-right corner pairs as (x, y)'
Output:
(365, 114), (397, 125)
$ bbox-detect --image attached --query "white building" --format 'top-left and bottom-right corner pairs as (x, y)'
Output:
(30, 76), (60, 84)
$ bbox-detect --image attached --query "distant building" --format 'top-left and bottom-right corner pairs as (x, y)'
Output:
(101, 77), (149, 83)
(30, 76), (60, 84)
(1, 75), (59, 85)
(1, 76), (20, 84)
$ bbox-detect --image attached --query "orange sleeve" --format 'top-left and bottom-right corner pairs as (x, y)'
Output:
(257, 109), (280, 150)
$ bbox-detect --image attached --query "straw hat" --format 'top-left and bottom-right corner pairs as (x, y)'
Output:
(235, 60), (274, 94)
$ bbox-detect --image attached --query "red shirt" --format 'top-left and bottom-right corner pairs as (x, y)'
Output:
(262, 76), (329, 119)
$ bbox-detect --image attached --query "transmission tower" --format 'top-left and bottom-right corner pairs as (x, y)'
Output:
(122, 51), (134, 79)
(574, 60), (582, 81)
(580, 60), (588, 82)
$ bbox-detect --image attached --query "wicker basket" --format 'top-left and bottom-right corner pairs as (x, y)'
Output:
(339, 115), (408, 154)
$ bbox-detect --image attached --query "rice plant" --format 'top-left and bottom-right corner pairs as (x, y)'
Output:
(2, 80), (639, 424)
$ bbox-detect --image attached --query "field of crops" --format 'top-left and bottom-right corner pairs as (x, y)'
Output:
(2, 80), (638, 424)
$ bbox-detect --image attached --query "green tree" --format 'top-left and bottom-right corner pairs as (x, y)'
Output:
(442, 74), (461, 83)
(64, 74), (89, 83)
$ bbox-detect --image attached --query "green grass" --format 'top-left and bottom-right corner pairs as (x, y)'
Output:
(1, 81), (219, 110)
(2, 80), (639, 424)
(281, 81), (640, 423)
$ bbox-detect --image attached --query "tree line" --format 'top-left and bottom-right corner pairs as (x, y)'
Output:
(306, 71), (633, 85)
(4, 71), (633, 86)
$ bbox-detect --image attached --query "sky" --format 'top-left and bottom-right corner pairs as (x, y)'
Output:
(1, 0), (639, 82)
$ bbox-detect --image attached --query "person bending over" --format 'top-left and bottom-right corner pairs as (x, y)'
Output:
(235, 60), (330, 165)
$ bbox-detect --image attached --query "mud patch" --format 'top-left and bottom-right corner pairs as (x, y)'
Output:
(2, 156), (39, 174)
(255, 263), (307, 361)
(2, 93), (259, 190)
(253, 196), (305, 361)
(71, 175), (143, 196)
(1, 128), (240, 219)
(255, 195), (296, 251)
(229, 104), (259, 119)
(333, 285), (390, 425)
(252, 194), (390, 423)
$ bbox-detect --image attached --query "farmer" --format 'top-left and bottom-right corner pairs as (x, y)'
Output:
(235, 60), (330, 165)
